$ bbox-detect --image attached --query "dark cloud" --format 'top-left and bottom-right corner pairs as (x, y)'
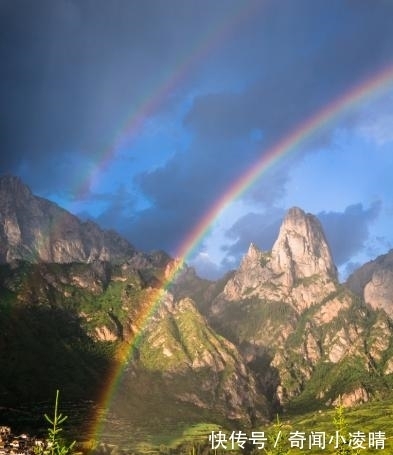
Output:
(215, 202), (382, 280)
(127, 137), (257, 252)
(223, 209), (285, 260)
(318, 202), (382, 266)
(1, 0), (393, 260)
(185, 0), (393, 147)
(77, 185), (137, 238)
(0, 0), (247, 185)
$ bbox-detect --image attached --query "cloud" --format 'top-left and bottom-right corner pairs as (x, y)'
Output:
(0, 0), (247, 183)
(2, 0), (393, 263)
(189, 252), (225, 280)
(318, 202), (382, 266)
(222, 209), (285, 259)
(362, 115), (393, 145)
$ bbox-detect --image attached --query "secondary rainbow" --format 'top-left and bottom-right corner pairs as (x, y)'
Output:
(76, 1), (261, 199)
(90, 63), (393, 442)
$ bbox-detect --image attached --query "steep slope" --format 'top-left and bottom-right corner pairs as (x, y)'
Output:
(0, 258), (269, 443)
(102, 290), (267, 448)
(0, 175), (135, 264)
(208, 207), (393, 411)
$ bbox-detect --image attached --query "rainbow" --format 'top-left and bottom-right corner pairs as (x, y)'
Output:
(90, 64), (393, 444)
(77, 1), (262, 199)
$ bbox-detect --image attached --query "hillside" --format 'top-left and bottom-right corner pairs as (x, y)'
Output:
(203, 208), (393, 414)
(1, 176), (393, 451)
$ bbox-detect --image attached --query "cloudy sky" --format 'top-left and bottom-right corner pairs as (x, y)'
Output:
(1, 0), (393, 280)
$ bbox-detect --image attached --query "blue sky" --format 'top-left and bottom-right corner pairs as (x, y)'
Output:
(1, 0), (393, 280)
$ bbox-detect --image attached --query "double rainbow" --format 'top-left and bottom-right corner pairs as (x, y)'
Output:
(89, 62), (393, 443)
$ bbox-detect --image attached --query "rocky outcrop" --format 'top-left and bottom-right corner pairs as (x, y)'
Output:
(133, 292), (266, 423)
(214, 207), (337, 313)
(0, 175), (136, 264)
(271, 207), (337, 285)
(206, 207), (393, 411)
(332, 387), (369, 407)
(347, 250), (393, 318)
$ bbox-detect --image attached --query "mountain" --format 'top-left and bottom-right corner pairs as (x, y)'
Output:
(0, 175), (136, 264)
(2, 177), (393, 450)
(206, 207), (393, 410)
(0, 260), (267, 444)
(212, 207), (338, 313)
(0, 175), (267, 445)
(347, 249), (393, 318)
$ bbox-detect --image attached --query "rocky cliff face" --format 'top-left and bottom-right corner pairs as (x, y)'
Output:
(214, 207), (337, 313)
(121, 291), (266, 424)
(0, 175), (136, 264)
(347, 250), (393, 318)
(271, 207), (337, 285)
(207, 207), (393, 410)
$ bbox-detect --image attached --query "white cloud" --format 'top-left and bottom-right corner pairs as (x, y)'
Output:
(189, 251), (224, 280)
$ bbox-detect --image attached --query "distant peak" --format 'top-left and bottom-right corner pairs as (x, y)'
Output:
(0, 174), (137, 264)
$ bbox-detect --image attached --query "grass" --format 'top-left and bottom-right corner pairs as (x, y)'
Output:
(279, 398), (393, 454)
(152, 398), (393, 454)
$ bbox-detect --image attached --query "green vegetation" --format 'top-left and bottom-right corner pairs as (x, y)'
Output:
(293, 274), (319, 288)
(264, 416), (291, 455)
(259, 252), (271, 268)
(280, 397), (392, 454)
(2, 260), (393, 454)
(331, 400), (359, 455)
(91, 398), (393, 454)
(213, 296), (296, 346)
(38, 390), (76, 455)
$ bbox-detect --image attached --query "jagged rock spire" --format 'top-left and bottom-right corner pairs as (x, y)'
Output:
(271, 207), (337, 286)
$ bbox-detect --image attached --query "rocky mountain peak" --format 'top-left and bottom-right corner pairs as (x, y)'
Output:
(246, 242), (260, 259)
(0, 174), (136, 264)
(236, 242), (263, 272)
(215, 207), (338, 311)
(271, 207), (337, 286)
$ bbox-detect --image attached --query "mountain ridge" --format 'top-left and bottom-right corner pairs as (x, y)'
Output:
(2, 175), (393, 449)
(0, 175), (136, 264)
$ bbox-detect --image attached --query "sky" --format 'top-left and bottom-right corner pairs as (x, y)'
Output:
(1, 0), (393, 280)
